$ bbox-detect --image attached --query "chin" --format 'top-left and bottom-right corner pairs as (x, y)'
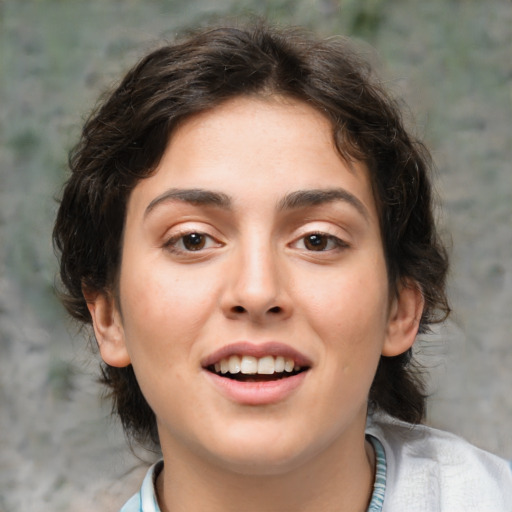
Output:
(208, 447), (313, 476)
(197, 425), (319, 476)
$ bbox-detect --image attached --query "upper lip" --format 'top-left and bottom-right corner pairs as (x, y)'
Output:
(201, 342), (313, 369)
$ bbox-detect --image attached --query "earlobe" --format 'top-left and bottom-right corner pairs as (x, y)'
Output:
(83, 288), (131, 368)
(382, 281), (425, 357)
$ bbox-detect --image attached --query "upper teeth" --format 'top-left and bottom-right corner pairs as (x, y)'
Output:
(214, 355), (299, 375)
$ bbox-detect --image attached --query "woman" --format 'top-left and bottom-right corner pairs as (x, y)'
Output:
(53, 22), (512, 511)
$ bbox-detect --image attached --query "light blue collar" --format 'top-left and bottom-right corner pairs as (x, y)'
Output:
(120, 439), (387, 512)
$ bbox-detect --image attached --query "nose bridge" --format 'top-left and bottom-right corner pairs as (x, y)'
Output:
(227, 229), (285, 318)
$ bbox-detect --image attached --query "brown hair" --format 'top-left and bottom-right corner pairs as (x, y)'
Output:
(53, 22), (449, 448)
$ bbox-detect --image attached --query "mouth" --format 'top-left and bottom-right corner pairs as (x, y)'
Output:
(202, 342), (312, 383)
(206, 354), (308, 382)
(202, 343), (311, 405)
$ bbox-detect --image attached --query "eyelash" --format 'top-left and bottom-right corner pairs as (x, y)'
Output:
(292, 232), (349, 252)
(163, 230), (348, 255)
(163, 231), (221, 254)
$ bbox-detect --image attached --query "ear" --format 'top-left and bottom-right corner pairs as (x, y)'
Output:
(382, 280), (425, 357)
(83, 288), (131, 367)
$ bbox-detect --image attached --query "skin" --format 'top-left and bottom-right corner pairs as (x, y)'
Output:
(86, 96), (423, 512)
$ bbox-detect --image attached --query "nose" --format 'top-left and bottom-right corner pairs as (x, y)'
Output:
(221, 241), (292, 323)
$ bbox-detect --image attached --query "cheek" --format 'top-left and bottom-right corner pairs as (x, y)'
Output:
(116, 263), (217, 415)
(118, 259), (219, 356)
(305, 265), (389, 313)
(297, 261), (390, 349)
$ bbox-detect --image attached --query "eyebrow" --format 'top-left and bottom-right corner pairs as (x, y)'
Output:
(277, 188), (369, 220)
(144, 187), (369, 221)
(144, 188), (232, 217)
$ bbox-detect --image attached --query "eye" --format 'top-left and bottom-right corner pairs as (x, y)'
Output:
(181, 233), (207, 251)
(293, 233), (348, 252)
(164, 232), (220, 253)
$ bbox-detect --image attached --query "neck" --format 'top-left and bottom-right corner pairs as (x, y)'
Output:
(156, 425), (375, 512)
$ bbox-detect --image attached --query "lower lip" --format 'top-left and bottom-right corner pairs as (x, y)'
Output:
(204, 370), (308, 405)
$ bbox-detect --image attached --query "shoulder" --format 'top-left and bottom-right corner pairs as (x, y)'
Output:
(366, 412), (512, 511)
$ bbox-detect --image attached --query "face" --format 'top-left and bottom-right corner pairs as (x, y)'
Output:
(90, 96), (419, 475)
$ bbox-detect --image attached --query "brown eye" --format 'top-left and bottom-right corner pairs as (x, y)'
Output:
(164, 231), (222, 255)
(182, 233), (206, 251)
(304, 234), (329, 251)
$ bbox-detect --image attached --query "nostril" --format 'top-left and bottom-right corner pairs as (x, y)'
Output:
(228, 304), (284, 316)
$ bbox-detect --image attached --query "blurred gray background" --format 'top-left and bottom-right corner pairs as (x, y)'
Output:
(1, 1), (511, 510)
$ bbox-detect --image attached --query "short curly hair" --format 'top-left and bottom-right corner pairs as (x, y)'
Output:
(53, 21), (449, 449)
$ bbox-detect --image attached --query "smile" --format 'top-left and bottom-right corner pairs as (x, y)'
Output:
(209, 355), (307, 382)
(202, 342), (311, 404)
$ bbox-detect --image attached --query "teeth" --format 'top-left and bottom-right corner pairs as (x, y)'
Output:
(215, 355), (299, 376)
(274, 356), (285, 373)
(228, 355), (241, 374)
(257, 355), (275, 375)
(240, 356), (258, 374)
(284, 358), (294, 372)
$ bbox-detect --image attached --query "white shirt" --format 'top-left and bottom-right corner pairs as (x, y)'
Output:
(366, 412), (512, 511)
(120, 413), (512, 511)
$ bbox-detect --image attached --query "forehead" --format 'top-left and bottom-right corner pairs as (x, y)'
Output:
(127, 96), (379, 223)
(171, 95), (335, 164)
